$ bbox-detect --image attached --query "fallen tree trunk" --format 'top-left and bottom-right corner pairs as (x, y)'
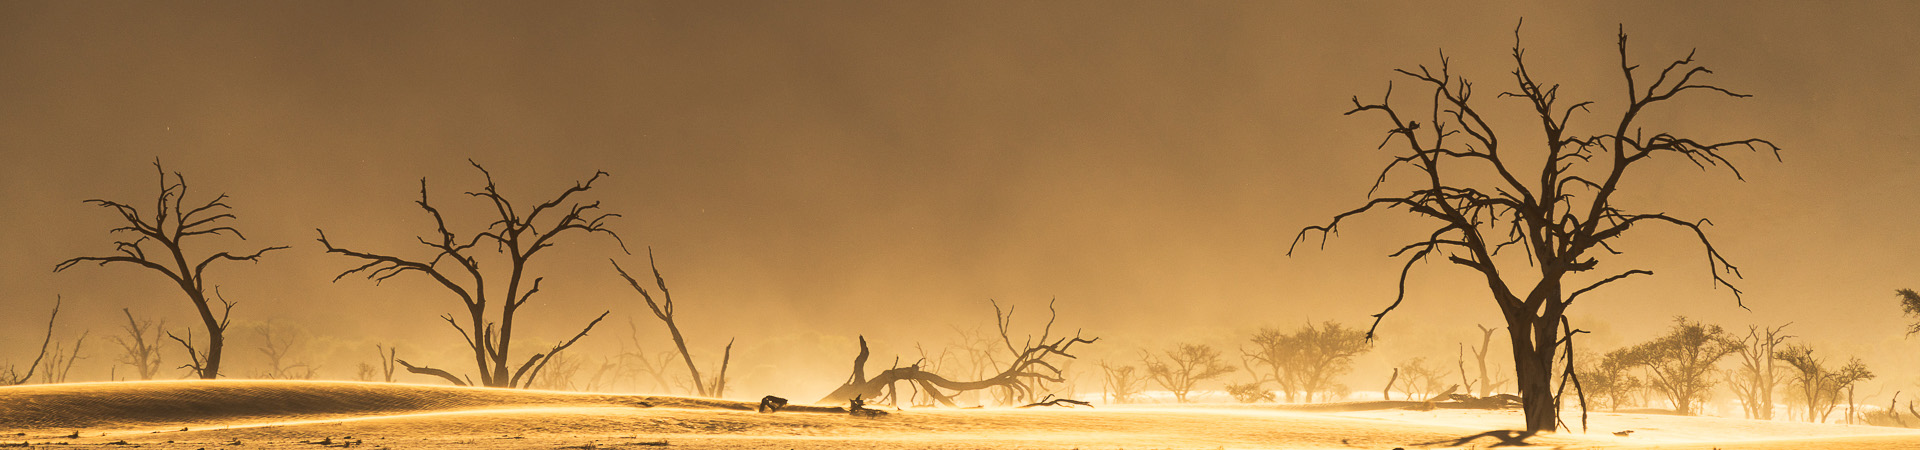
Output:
(819, 300), (1097, 407)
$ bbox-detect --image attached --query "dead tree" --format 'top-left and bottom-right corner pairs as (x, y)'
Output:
(1469, 325), (1509, 396)
(55, 161), (287, 380)
(376, 344), (397, 382)
(359, 344), (399, 382)
(819, 300), (1097, 407)
(1144, 343), (1235, 403)
(617, 318), (677, 392)
(251, 322), (315, 380)
(1393, 357), (1449, 401)
(1099, 360), (1144, 404)
(111, 309), (165, 381)
(612, 250), (733, 397)
(1729, 323), (1791, 419)
(1289, 24), (1777, 432)
(39, 330), (89, 384)
(318, 161), (619, 388)
(1382, 368), (1399, 401)
(1020, 394), (1092, 408)
(2, 297), (61, 385)
(529, 351), (583, 390)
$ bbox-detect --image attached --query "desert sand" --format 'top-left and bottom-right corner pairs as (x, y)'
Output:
(4, 380), (1920, 449)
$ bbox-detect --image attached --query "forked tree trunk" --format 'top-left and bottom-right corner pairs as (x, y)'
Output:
(1510, 314), (1561, 433)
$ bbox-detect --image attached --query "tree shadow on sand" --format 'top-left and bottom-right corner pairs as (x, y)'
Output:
(1412, 430), (1539, 447)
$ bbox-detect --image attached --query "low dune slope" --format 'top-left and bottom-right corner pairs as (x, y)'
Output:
(9, 381), (1920, 449)
(0, 379), (791, 429)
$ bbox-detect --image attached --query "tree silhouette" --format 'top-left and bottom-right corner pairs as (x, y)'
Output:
(319, 161), (621, 388)
(1099, 360), (1145, 404)
(612, 250), (733, 397)
(1576, 348), (1640, 411)
(1776, 343), (1874, 423)
(54, 162), (287, 379)
(2, 297), (62, 386)
(1393, 357), (1450, 401)
(819, 300), (1096, 407)
(1290, 25), (1777, 431)
(110, 308), (166, 381)
(1622, 317), (1740, 415)
(1144, 343), (1235, 403)
(1728, 323), (1791, 419)
(1243, 321), (1370, 403)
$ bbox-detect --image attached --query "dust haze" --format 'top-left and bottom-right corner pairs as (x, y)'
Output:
(2, 0), (1918, 433)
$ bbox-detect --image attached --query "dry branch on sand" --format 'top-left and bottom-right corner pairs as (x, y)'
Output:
(1018, 394), (1092, 408)
(819, 299), (1096, 408)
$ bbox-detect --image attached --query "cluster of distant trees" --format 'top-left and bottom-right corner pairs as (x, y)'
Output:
(1097, 321), (1371, 405)
(9, 160), (734, 397)
(1577, 317), (1874, 424)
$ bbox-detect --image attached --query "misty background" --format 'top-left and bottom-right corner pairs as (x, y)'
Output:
(1, 1), (1916, 406)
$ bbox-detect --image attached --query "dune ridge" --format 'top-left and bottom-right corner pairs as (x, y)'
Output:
(0, 379), (818, 429)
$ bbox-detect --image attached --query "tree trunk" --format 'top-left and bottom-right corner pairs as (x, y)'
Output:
(189, 290), (224, 380)
(1510, 318), (1559, 433)
(202, 332), (223, 380)
(1475, 324), (1496, 397)
(1758, 333), (1778, 420)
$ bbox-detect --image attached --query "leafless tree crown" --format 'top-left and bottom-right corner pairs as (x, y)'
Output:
(55, 161), (287, 380)
(318, 160), (621, 388)
(1290, 23), (1778, 432)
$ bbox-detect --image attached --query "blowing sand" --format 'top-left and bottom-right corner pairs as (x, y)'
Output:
(3, 380), (1919, 449)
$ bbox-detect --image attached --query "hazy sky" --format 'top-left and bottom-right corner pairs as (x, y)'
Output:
(2, 1), (1916, 399)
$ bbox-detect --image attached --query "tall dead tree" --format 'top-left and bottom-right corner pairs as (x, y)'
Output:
(376, 344), (397, 382)
(819, 299), (1096, 407)
(319, 161), (620, 388)
(612, 250), (733, 397)
(1729, 323), (1791, 419)
(54, 162), (287, 380)
(1469, 324), (1509, 396)
(1290, 25), (1776, 432)
(111, 309), (166, 381)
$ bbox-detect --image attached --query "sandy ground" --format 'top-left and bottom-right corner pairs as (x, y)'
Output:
(4, 381), (1920, 449)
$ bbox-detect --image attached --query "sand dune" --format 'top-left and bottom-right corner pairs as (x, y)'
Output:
(5, 381), (1920, 449)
